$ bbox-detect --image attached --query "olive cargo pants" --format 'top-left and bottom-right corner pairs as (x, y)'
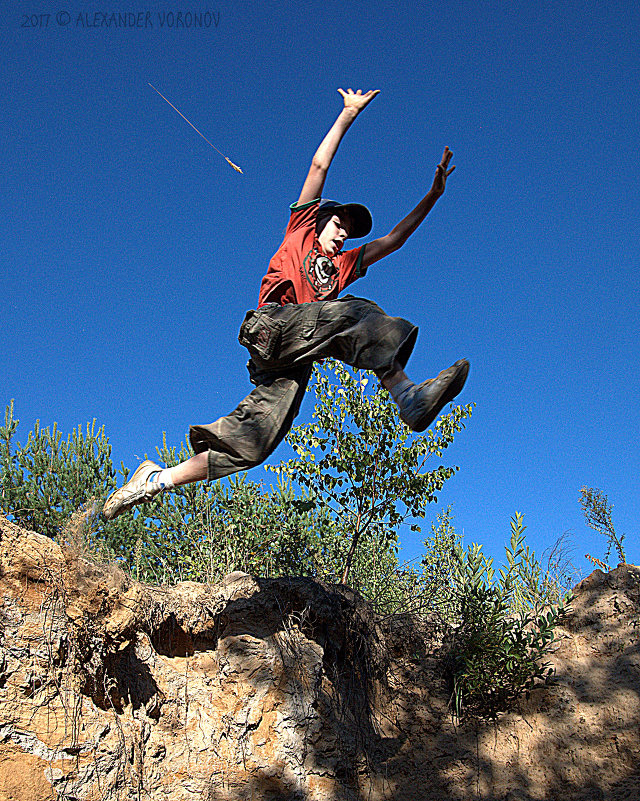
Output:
(189, 296), (418, 480)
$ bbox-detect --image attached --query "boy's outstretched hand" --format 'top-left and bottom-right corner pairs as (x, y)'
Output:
(432, 146), (455, 195)
(338, 88), (380, 115)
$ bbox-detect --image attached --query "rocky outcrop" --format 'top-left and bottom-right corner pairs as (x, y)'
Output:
(1, 514), (639, 800)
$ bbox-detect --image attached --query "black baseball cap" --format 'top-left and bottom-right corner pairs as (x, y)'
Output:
(317, 199), (373, 239)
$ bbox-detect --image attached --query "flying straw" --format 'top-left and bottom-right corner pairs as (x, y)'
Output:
(148, 83), (243, 174)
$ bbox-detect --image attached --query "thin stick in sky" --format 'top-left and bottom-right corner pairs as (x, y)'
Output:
(148, 83), (243, 174)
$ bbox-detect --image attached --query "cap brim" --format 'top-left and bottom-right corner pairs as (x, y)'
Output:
(319, 199), (372, 239)
(335, 203), (373, 239)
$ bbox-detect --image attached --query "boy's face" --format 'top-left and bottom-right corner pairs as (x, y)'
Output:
(318, 213), (351, 257)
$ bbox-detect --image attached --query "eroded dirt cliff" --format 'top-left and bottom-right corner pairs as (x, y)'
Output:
(1, 515), (639, 800)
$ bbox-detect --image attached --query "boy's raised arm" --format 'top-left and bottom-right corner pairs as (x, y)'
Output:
(296, 88), (380, 207)
(362, 147), (456, 268)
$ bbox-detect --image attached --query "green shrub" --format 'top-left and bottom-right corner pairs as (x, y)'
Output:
(445, 513), (570, 719)
(275, 360), (473, 585)
(0, 400), (148, 558)
(580, 486), (626, 569)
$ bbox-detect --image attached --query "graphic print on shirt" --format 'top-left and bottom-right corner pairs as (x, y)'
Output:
(301, 247), (338, 299)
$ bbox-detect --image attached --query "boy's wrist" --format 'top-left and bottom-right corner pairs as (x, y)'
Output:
(340, 106), (359, 122)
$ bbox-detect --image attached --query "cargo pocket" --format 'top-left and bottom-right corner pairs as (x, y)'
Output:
(299, 302), (324, 340)
(238, 306), (284, 361)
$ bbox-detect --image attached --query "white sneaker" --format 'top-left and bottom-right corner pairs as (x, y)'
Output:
(102, 460), (164, 521)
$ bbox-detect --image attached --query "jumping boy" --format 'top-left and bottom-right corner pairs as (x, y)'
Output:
(102, 88), (468, 521)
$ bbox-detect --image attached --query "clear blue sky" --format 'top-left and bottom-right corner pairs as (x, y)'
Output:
(2, 1), (638, 575)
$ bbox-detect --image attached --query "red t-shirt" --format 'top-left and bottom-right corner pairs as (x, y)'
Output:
(257, 199), (367, 307)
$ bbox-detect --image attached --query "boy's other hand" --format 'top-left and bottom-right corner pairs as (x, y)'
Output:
(432, 146), (455, 195)
(337, 88), (380, 115)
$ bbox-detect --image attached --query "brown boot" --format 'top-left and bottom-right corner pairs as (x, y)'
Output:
(399, 359), (469, 432)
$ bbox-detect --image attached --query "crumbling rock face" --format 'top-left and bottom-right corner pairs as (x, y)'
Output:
(0, 516), (390, 801)
(1, 514), (639, 800)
